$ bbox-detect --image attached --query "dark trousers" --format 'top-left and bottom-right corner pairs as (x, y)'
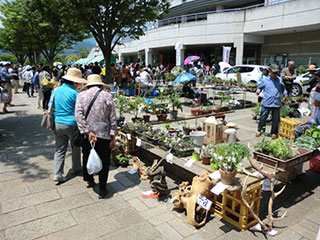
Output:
(26, 82), (34, 97)
(284, 83), (292, 96)
(257, 106), (280, 135)
(42, 88), (52, 110)
(82, 138), (111, 191)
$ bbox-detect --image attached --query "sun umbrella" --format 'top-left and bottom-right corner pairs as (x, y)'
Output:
(53, 62), (62, 67)
(173, 73), (196, 84)
(183, 56), (200, 65)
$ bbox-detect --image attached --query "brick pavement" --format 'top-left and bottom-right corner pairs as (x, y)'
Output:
(0, 92), (320, 240)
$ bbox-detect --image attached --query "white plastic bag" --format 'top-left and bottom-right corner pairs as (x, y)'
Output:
(86, 143), (102, 175)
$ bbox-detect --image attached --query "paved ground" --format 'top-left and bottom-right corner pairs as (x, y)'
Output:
(0, 91), (320, 240)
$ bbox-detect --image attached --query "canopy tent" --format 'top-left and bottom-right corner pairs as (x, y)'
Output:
(73, 55), (117, 65)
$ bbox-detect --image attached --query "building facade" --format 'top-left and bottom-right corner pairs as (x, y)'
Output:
(114, 0), (320, 68)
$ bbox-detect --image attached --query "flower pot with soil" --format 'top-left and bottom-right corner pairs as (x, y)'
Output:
(192, 147), (201, 161)
(168, 93), (182, 120)
(115, 95), (130, 125)
(143, 115), (150, 122)
(157, 114), (167, 121)
(200, 145), (214, 165)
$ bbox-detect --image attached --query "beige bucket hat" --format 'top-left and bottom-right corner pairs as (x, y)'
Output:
(81, 74), (109, 91)
(62, 67), (87, 83)
(307, 64), (317, 71)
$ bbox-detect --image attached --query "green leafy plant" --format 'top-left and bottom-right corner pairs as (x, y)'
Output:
(297, 66), (306, 75)
(115, 95), (129, 118)
(293, 136), (318, 150)
(168, 93), (183, 112)
(128, 97), (145, 119)
(251, 102), (262, 118)
(201, 145), (215, 158)
(304, 123), (320, 146)
(115, 153), (132, 165)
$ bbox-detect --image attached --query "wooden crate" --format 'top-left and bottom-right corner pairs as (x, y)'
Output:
(279, 118), (301, 140)
(118, 131), (139, 154)
(203, 122), (223, 145)
(209, 182), (262, 231)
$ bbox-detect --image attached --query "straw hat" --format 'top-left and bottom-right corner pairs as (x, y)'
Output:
(82, 74), (108, 90)
(62, 67), (87, 83)
(307, 64), (317, 71)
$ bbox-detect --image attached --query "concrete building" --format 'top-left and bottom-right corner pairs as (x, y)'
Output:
(114, 0), (320, 68)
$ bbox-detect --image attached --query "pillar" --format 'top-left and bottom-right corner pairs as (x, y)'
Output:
(175, 42), (184, 67)
(118, 53), (124, 64)
(145, 48), (153, 67)
(234, 36), (244, 65)
(137, 52), (142, 63)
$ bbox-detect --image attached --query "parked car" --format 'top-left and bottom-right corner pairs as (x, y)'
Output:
(215, 64), (265, 85)
(292, 69), (320, 96)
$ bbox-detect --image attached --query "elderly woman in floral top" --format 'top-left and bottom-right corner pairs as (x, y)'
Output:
(75, 74), (117, 199)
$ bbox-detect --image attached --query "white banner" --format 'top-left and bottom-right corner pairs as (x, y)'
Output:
(222, 46), (232, 63)
(175, 42), (182, 66)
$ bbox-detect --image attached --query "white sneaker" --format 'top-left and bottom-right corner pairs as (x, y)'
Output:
(53, 175), (66, 182)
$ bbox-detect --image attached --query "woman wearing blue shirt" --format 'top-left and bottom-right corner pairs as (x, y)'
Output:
(51, 68), (87, 182)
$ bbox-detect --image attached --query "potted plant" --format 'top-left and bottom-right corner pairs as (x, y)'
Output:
(168, 93), (183, 120)
(114, 153), (132, 167)
(214, 92), (232, 113)
(192, 147), (201, 161)
(129, 97), (145, 122)
(212, 143), (251, 185)
(142, 102), (153, 122)
(204, 105), (213, 115)
(201, 145), (214, 165)
(115, 95), (129, 126)
(251, 102), (261, 120)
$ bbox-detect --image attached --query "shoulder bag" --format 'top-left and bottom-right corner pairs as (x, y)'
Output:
(41, 89), (56, 129)
(72, 89), (103, 147)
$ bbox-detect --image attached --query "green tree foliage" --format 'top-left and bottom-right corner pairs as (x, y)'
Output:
(79, 46), (90, 58)
(64, 0), (169, 82)
(66, 54), (80, 63)
(0, 54), (18, 63)
(0, 0), (89, 66)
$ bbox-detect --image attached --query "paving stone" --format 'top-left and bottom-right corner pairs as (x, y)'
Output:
(4, 211), (76, 240)
(199, 217), (232, 239)
(0, 231), (4, 240)
(122, 189), (143, 200)
(298, 219), (319, 233)
(168, 218), (196, 237)
(47, 215), (117, 240)
(0, 164), (20, 173)
(275, 229), (302, 240)
(0, 171), (23, 182)
(70, 196), (129, 223)
(139, 197), (160, 208)
(306, 210), (320, 225)
(128, 197), (149, 211)
(184, 233), (206, 240)
(148, 212), (176, 226)
(140, 205), (168, 219)
(110, 208), (144, 227)
(27, 179), (57, 194)
(118, 185), (141, 195)
(0, 185), (30, 201)
(155, 222), (183, 240)
(36, 192), (94, 217)
(108, 180), (126, 193)
(57, 183), (89, 198)
(290, 223), (317, 240)
(0, 206), (39, 231)
(116, 176), (135, 187)
(2, 189), (61, 213)
(97, 221), (161, 240)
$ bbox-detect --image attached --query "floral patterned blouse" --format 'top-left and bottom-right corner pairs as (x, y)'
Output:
(75, 86), (117, 140)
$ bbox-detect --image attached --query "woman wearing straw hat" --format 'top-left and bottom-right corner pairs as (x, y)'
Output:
(51, 68), (87, 182)
(302, 64), (319, 93)
(75, 74), (117, 199)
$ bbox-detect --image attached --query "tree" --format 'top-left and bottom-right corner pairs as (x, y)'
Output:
(66, 54), (80, 63)
(0, 54), (18, 63)
(64, 0), (169, 83)
(79, 46), (90, 58)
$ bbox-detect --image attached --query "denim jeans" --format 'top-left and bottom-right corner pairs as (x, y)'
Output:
(257, 106), (280, 135)
(294, 123), (312, 139)
(54, 123), (81, 176)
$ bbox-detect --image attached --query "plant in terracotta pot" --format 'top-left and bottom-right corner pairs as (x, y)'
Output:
(214, 92), (232, 112)
(129, 97), (145, 122)
(200, 145), (214, 165)
(198, 104), (204, 115)
(168, 93), (183, 120)
(192, 147), (201, 161)
(142, 101), (153, 122)
(212, 143), (251, 185)
(115, 95), (129, 126)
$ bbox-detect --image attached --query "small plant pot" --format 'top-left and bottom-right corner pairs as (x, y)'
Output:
(157, 114), (167, 121)
(219, 169), (236, 185)
(143, 115), (150, 122)
(169, 110), (178, 120)
(192, 153), (200, 161)
(190, 131), (206, 146)
(201, 156), (211, 165)
(198, 109), (204, 115)
(132, 117), (143, 122)
(191, 109), (199, 116)
(116, 117), (125, 126)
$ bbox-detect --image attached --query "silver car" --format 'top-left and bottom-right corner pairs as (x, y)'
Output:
(292, 69), (320, 96)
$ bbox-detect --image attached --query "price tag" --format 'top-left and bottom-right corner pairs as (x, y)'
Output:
(196, 194), (212, 211)
(208, 171), (221, 180)
(127, 133), (131, 140)
(136, 138), (141, 147)
(166, 153), (173, 164)
(210, 182), (230, 195)
(184, 159), (195, 168)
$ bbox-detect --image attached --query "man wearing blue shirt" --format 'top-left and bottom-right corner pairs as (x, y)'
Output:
(256, 64), (288, 139)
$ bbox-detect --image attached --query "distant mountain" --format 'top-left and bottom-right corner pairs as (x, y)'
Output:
(63, 37), (97, 56)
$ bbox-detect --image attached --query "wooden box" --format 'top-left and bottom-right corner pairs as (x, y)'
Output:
(203, 122), (223, 145)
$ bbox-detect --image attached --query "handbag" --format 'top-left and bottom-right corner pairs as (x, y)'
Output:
(41, 73), (56, 88)
(72, 88), (103, 146)
(41, 89), (56, 129)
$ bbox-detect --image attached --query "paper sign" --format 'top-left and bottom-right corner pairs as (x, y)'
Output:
(166, 153), (173, 164)
(252, 223), (262, 231)
(208, 171), (221, 180)
(128, 169), (137, 175)
(197, 194), (212, 211)
(184, 159), (195, 168)
(142, 190), (153, 196)
(127, 133), (131, 140)
(136, 138), (141, 147)
(210, 182), (230, 195)
(268, 229), (278, 236)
